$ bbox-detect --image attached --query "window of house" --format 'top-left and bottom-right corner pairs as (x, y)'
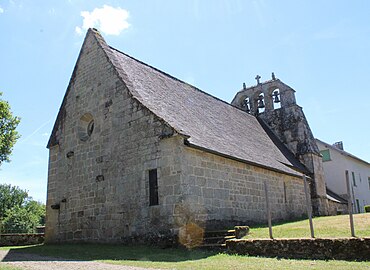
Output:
(149, 169), (159, 206)
(320, 149), (331, 162)
(368, 177), (370, 190)
(356, 199), (360, 213)
(352, 172), (356, 187)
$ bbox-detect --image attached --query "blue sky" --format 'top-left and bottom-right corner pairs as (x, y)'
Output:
(1, 0), (370, 203)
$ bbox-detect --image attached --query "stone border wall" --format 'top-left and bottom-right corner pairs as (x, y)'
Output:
(0, 233), (44, 246)
(226, 238), (370, 261)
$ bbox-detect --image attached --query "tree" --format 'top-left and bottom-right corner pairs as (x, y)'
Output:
(0, 184), (45, 233)
(0, 184), (28, 218)
(1, 205), (39, 233)
(24, 199), (46, 226)
(0, 92), (20, 166)
(1, 201), (45, 233)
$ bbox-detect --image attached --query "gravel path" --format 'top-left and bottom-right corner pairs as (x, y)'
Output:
(0, 250), (159, 270)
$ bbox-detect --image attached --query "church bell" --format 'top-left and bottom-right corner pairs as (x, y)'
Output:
(257, 95), (265, 108)
(272, 91), (280, 103)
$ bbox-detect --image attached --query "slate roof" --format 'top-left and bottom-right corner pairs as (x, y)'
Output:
(326, 187), (347, 204)
(49, 29), (306, 177)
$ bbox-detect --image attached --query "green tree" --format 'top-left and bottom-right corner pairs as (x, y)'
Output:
(24, 200), (46, 226)
(0, 92), (20, 165)
(0, 184), (28, 218)
(0, 184), (45, 233)
(1, 205), (39, 233)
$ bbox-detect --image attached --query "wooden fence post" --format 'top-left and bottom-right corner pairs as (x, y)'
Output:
(303, 175), (314, 238)
(264, 181), (273, 239)
(345, 170), (355, 237)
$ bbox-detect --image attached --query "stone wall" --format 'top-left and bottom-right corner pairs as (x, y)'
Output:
(176, 146), (308, 229)
(46, 30), (178, 243)
(227, 238), (370, 261)
(0, 234), (44, 246)
(327, 200), (348, 215)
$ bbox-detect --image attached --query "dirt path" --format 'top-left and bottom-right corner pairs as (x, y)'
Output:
(0, 250), (159, 270)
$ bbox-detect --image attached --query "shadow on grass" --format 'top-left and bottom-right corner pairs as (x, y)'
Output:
(3, 244), (218, 263)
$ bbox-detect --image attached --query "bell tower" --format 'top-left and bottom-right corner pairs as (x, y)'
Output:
(231, 74), (329, 216)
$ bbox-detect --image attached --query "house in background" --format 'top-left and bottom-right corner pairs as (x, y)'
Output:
(316, 139), (370, 213)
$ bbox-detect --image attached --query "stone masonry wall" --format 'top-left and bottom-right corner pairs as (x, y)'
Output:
(176, 147), (307, 229)
(0, 234), (44, 246)
(227, 238), (370, 261)
(46, 31), (180, 243)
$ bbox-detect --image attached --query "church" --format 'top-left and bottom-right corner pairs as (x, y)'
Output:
(45, 28), (330, 244)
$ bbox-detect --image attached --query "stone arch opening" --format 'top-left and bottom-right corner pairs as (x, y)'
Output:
(243, 96), (251, 113)
(256, 92), (265, 114)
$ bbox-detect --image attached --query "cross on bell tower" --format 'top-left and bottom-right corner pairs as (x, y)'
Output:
(255, 75), (261, 85)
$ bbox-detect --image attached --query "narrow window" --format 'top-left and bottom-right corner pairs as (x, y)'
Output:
(368, 177), (370, 190)
(352, 172), (356, 187)
(320, 149), (331, 162)
(283, 182), (287, 203)
(356, 199), (360, 213)
(149, 169), (159, 206)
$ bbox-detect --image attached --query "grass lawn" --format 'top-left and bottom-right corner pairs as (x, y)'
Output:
(1, 244), (370, 270)
(245, 213), (370, 239)
(0, 265), (21, 270)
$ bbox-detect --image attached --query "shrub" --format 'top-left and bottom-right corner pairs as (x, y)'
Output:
(365, 205), (370, 213)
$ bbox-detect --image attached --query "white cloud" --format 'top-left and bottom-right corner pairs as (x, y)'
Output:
(76, 5), (130, 36)
(75, 26), (83, 35)
(0, 7), (4, 13)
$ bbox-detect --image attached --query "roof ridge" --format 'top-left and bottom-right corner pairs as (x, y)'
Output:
(108, 45), (254, 118)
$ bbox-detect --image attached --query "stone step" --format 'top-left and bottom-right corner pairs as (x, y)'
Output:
(197, 226), (249, 249)
(198, 243), (226, 249)
(203, 229), (236, 238)
(203, 235), (236, 245)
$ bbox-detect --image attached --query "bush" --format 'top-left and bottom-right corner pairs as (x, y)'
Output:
(365, 205), (370, 213)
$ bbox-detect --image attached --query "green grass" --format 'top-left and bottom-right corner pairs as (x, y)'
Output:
(245, 213), (370, 239)
(1, 244), (370, 270)
(0, 265), (22, 270)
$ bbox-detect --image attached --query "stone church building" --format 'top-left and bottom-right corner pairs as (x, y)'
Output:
(45, 28), (329, 244)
